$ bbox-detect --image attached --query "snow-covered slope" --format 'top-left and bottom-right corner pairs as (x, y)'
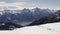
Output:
(0, 22), (60, 34)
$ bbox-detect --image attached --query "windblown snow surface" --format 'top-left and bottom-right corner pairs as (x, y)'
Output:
(0, 22), (60, 34)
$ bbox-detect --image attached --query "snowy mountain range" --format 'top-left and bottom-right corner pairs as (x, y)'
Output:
(29, 10), (60, 26)
(0, 8), (55, 26)
(0, 7), (60, 30)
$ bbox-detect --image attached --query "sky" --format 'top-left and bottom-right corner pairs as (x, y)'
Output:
(0, 0), (60, 10)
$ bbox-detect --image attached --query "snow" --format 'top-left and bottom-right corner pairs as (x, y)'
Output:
(0, 22), (60, 34)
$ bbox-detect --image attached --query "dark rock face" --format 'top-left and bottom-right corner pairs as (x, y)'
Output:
(28, 10), (60, 26)
(0, 22), (23, 30)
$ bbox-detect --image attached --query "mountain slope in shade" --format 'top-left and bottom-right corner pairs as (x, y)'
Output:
(28, 10), (60, 26)
(0, 22), (23, 30)
(0, 22), (60, 34)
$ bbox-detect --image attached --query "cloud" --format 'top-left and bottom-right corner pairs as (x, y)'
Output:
(0, 1), (36, 10)
(0, 0), (33, 3)
(0, 0), (60, 10)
